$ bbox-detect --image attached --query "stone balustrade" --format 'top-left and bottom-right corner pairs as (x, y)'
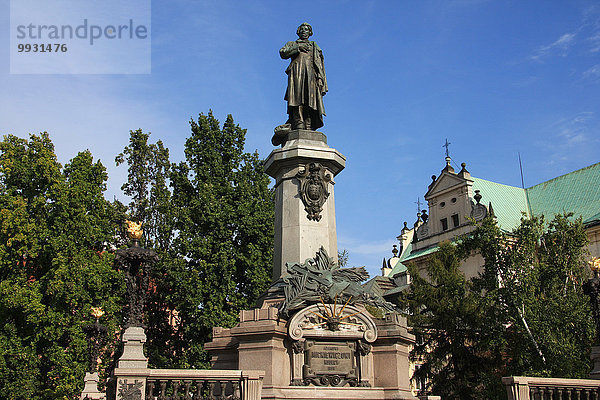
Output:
(503, 376), (600, 400)
(144, 369), (264, 400)
(112, 368), (263, 400)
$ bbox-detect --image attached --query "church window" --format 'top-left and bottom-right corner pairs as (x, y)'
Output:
(440, 201), (446, 208)
(452, 214), (459, 227)
(440, 218), (448, 231)
(451, 197), (457, 203)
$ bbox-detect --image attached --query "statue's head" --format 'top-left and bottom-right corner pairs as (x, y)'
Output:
(296, 23), (313, 39)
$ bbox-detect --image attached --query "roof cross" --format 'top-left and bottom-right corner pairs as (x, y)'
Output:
(443, 138), (451, 158)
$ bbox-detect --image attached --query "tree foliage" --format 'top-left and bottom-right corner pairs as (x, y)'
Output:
(0, 114), (275, 397)
(168, 112), (274, 367)
(115, 112), (274, 368)
(401, 214), (594, 399)
(0, 133), (125, 400)
(401, 241), (505, 399)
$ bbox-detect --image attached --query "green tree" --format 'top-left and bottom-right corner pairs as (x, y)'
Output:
(400, 241), (505, 400)
(0, 133), (125, 399)
(401, 214), (594, 399)
(115, 129), (174, 250)
(464, 214), (594, 378)
(116, 113), (275, 369)
(168, 112), (274, 367)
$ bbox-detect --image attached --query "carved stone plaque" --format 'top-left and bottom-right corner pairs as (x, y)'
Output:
(303, 340), (357, 386)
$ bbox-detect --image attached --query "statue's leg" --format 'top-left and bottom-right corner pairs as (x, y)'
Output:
(290, 106), (303, 130)
(304, 112), (312, 131)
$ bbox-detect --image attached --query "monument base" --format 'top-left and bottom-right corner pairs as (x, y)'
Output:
(205, 307), (417, 400)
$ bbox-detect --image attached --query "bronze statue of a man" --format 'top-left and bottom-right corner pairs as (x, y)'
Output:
(280, 23), (328, 132)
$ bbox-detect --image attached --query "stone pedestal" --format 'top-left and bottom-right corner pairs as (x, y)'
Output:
(206, 307), (417, 400)
(265, 130), (345, 281)
(591, 346), (600, 379)
(372, 314), (416, 399)
(80, 372), (106, 399)
(118, 327), (148, 369)
(114, 327), (148, 400)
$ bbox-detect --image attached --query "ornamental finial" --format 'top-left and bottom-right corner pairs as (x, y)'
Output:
(125, 220), (143, 241)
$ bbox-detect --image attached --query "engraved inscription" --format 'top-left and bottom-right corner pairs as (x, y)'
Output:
(307, 343), (353, 375)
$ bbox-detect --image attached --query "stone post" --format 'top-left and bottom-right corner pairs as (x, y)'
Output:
(118, 327), (148, 369)
(264, 130), (345, 281)
(114, 327), (149, 400)
(80, 372), (106, 400)
(502, 376), (531, 400)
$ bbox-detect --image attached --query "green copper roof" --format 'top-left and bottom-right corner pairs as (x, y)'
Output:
(399, 245), (439, 263)
(526, 162), (600, 225)
(388, 259), (407, 277)
(472, 177), (529, 232)
(387, 241), (413, 276)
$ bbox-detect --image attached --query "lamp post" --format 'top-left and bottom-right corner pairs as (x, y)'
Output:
(113, 221), (158, 400)
(80, 307), (108, 399)
(115, 221), (158, 329)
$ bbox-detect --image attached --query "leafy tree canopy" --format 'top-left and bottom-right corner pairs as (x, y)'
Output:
(0, 133), (125, 400)
(116, 112), (274, 368)
(401, 214), (594, 400)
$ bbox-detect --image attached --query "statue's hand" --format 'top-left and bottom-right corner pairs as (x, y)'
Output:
(317, 78), (325, 93)
(299, 43), (310, 53)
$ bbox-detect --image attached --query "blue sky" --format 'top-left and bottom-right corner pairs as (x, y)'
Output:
(1, 0), (599, 277)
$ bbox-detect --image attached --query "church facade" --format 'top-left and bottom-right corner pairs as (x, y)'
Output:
(367, 158), (600, 300)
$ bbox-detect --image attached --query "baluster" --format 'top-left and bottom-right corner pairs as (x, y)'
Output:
(567, 387), (573, 400)
(159, 380), (168, 400)
(182, 380), (192, 399)
(194, 380), (204, 400)
(208, 380), (216, 400)
(146, 380), (154, 400)
(540, 387), (547, 400)
(217, 380), (227, 400)
(172, 380), (181, 399)
(231, 381), (241, 400)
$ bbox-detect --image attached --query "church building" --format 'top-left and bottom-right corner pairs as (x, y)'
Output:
(365, 157), (600, 300)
